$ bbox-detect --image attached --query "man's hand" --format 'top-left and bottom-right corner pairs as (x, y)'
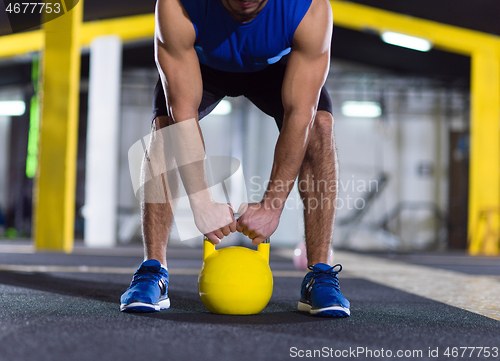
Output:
(192, 202), (237, 244)
(236, 203), (281, 245)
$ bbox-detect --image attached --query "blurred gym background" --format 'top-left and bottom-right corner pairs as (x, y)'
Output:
(0, 0), (499, 256)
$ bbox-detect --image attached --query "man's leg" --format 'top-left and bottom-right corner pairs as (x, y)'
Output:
(296, 110), (350, 317)
(120, 115), (176, 312)
(142, 116), (177, 265)
(298, 110), (338, 264)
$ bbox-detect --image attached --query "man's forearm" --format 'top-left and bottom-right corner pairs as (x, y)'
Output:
(263, 110), (315, 209)
(159, 115), (217, 212)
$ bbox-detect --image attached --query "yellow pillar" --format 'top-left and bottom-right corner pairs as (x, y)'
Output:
(33, 1), (84, 252)
(468, 48), (500, 255)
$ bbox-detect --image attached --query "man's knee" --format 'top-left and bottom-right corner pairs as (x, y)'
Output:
(153, 116), (174, 131)
(312, 111), (334, 139)
(304, 111), (335, 160)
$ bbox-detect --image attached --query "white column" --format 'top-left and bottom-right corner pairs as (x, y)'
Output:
(84, 36), (122, 247)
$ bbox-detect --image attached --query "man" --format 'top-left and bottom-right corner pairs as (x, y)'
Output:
(120, 0), (350, 317)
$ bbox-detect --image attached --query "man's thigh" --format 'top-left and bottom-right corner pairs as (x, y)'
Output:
(152, 73), (226, 121)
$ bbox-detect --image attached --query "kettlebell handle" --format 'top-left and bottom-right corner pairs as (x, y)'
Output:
(203, 213), (270, 263)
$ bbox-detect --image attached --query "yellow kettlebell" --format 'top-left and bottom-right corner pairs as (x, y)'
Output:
(198, 219), (273, 315)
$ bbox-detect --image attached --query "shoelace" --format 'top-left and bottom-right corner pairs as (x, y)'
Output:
(130, 265), (164, 286)
(308, 264), (342, 291)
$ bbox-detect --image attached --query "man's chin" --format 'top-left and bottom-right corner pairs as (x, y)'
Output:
(224, 0), (266, 21)
(234, 8), (259, 18)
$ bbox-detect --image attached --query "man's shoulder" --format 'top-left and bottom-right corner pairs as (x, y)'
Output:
(155, 0), (197, 46)
(305, 0), (332, 20)
(291, 0), (332, 52)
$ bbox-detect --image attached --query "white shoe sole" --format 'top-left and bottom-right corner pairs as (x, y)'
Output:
(120, 298), (170, 312)
(298, 301), (350, 317)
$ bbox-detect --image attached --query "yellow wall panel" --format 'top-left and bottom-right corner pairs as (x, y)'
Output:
(468, 49), (500, 255)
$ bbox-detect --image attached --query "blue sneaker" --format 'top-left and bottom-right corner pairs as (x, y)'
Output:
(120, 259), (170, 312)
(298, 263), (350, 317)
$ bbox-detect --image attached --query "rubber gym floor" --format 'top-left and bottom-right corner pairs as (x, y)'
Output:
(0, 241), (499, 361)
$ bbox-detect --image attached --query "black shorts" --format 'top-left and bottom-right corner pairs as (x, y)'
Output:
(152, 57), (332, 130)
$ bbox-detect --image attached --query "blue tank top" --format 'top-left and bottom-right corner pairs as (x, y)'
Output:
(179, 0), (312, 72)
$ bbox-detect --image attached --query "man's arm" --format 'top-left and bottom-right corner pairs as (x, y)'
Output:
(237, 0), (333, 243)
(155, 0), (201, 122)
(154, 0), (236, 243)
